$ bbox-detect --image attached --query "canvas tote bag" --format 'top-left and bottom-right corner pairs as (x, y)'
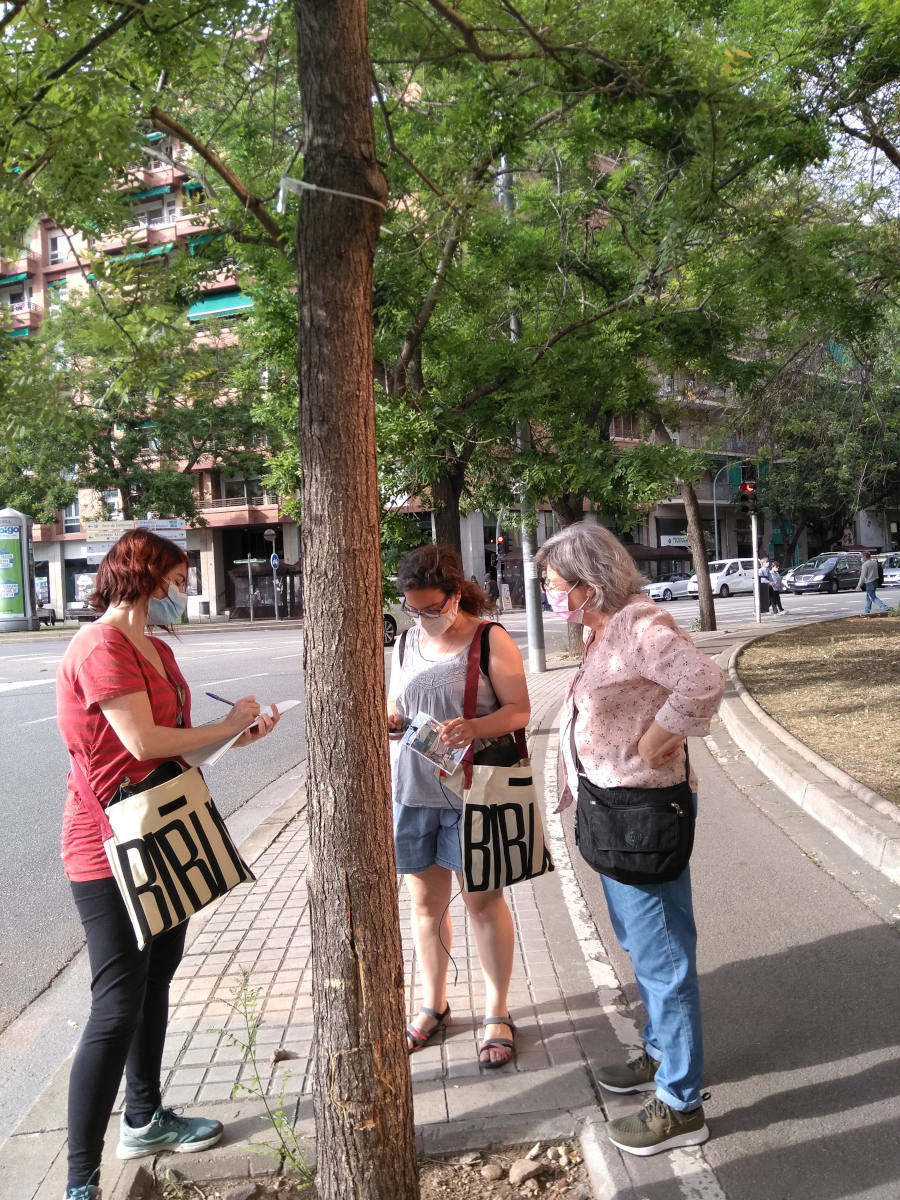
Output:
(70, 756), (255, 950)
(444, 622), (554, 893)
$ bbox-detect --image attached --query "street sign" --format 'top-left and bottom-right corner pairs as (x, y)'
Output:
(270, 552), (279, 571)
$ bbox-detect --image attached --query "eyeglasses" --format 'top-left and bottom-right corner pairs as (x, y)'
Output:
(544, 580), (579, 599)
(400, 593), (453, 618)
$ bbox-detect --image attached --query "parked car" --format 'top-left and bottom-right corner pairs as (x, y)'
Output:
(788, 553), (863, 594)
(642, 571), (692, 602)
(687, 558), (756, 598)
(877, 552), (900, 587)
(382, 599), (414, 647)
(35, 602), (57, 627)
(65, 599), (99, 622)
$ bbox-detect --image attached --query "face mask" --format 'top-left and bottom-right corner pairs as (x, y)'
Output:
(417, 605), (457, 637)
(148, 582), (188, 626)
(549, 583), (585, 623)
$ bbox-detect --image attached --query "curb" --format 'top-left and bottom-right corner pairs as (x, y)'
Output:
(718, 634), (900, 884)
(579, 1117), (640, 1200)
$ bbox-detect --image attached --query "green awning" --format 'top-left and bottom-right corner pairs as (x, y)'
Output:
(145, 131), (165, 142)
(183, 180), (203, 192)
(6, 326), (29, 337)
(127, 184), (172, 202)
(109, 242), (174, 263)
(0, 272), (28, 287)
(188, 232), (223, 256)
(187, 290), (254, 321)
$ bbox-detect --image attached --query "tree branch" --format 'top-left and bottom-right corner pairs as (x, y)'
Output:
(392, 228), (460, 389)
(150, 106), (288, 250)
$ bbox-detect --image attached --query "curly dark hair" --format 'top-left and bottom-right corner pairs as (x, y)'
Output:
(396, 543), (489, 616)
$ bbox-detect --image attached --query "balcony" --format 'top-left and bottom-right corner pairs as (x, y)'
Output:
(1, 250), (40, 278)
(3, 299), (43, 330)
(196, 494), (280, 528)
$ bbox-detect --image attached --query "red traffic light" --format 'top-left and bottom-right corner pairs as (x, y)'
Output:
(739, 481), (756, 494)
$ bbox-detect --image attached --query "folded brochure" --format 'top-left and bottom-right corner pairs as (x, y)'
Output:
(400, 711), (469, 775)
(182, 700), (301, 769)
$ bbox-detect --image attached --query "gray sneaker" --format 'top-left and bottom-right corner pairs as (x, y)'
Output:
(597, 1048), (660, 1093)
(116, 1106), (223, 1160)
(608, 1096), (709, 1156)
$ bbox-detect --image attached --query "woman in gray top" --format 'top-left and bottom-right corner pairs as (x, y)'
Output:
(388, 545), (531, 1067)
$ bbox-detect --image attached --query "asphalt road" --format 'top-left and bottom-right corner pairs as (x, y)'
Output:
(0, 585), (877, 1033)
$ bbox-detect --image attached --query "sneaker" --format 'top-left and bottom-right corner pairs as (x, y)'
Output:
(607, 1096), (709, 1156)
(116, 1106), (224, 1160)
(597, 1047), (660, 1094)
(64, 1187), (100, 1200)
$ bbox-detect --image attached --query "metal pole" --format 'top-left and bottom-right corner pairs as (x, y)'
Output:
(272, 567), (280, 620)
(712, 462), (730, 560)
(247, 558), (254, 622)
(751, 511), (761, 624)
(498, 155), (546, 671)
(495, 507), (504, 614)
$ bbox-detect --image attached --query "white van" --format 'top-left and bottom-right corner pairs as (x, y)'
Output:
(687, 558), (756, 598)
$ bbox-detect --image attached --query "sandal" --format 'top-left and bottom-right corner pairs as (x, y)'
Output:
(478, 1015), (516, 1069)
(406, 1004), (451, 1054)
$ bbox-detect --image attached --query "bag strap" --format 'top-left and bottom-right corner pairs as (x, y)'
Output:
(399, 627), (409, 668)
(460, 621), (528, 788)
(68, 754), (114, 841)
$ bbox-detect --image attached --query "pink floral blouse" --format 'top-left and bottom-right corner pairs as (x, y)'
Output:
(559, 596), (725, 801)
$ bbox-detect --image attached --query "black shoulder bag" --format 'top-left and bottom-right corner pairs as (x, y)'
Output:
(575, 745), (695, 884)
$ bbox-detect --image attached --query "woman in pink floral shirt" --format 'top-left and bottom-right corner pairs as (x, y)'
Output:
(536, 521), (724, 1158)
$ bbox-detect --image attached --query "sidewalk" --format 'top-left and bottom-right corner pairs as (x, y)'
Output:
(3, 611), (895, 1199)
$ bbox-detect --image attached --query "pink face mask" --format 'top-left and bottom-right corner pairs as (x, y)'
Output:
(548, 582), (584, 623)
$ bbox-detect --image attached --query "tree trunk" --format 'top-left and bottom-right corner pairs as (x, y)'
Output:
(680, 480), (716, 632)
(431, 462), (464, 555)
(293, 5), (418, 1200)
(648, 408), (716, 631)
(548, 493), (586, 654)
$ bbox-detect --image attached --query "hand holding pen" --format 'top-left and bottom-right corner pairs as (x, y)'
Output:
(206, 691), (279, 742)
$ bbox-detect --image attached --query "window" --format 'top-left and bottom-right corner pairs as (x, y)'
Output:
(48, 234), (65, 265)
(63, 499), (81, 533)
(48, 280), (67, 310)
(610, 413), (642, 440)
(102, 490), (122, 518)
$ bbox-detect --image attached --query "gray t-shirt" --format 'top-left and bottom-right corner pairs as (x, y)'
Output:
(390, 626), (499, 808)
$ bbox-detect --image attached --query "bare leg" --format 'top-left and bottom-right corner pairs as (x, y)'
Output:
(405, 866), (453, 1048)
(461, 885), (515, 1065)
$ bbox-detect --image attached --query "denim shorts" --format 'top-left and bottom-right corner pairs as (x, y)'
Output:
(393, 801), (462, 874)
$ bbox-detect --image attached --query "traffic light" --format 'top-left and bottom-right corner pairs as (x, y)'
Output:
(738, 481), (755, 498)
(496, 534), (506, 551)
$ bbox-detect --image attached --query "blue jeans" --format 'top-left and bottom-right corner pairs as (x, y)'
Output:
(600, 863), (703, 1111)
(863, 582), (888, 613)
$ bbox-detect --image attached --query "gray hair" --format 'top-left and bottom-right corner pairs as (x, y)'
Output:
(535, 521), (647, 614)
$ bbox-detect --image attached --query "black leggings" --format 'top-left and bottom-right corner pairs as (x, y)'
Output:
(770, 590), (784, 612)
(67, 878), (187, 1189)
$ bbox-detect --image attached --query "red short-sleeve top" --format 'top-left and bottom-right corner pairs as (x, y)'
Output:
(56, 623), (192, 882)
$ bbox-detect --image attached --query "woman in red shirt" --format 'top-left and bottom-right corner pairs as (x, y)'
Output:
(57, 530), (279, 1200)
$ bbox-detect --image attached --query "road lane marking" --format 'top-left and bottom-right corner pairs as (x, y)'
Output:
(0, 680), (56, 694)
(21, 714), (58, 727)
(202, 672), (270, 686)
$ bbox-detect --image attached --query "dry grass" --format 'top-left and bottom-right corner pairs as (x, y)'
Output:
(737, 615), (900, 804)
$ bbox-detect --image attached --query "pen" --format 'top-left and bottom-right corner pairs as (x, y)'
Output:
(206, 692), (236, 706)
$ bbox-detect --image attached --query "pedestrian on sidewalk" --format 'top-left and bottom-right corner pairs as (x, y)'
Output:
(388, 544), (531, 1068)
(535, 521), (725, 1157)
(768, 561), (785, 614)
(56, 530), (280, 1200)
(857, 551), (889, 616)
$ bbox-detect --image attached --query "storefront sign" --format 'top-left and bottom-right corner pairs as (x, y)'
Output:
(660, 534), (690, 547)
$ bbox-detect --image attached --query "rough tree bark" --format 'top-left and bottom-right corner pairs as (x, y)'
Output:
(431, 462), (465, 555)
(293, 3), (419, 1199)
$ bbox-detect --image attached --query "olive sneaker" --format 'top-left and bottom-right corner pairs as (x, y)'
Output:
(116, 1106), (224, 1160)
(607, 1096), (709, 1156)
(597, 1048), (660, 1094)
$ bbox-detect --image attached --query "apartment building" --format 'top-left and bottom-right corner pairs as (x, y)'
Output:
(2, 134), (300, 620)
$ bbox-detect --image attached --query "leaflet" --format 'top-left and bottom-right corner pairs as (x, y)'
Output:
(182, 700), (301, 769)
(400, 711), (469, 775)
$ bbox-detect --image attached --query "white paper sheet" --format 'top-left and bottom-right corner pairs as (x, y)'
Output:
(182, 700), (301, 769)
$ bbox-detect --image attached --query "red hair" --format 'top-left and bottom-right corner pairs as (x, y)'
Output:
(89, 529), (189, 613)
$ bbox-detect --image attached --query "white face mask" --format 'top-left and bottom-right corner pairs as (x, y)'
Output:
(417, 605), (457, 637)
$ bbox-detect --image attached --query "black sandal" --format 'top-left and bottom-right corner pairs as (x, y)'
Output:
(406, 1004), (451, 1054)
(478, 1015), (516, 1069)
